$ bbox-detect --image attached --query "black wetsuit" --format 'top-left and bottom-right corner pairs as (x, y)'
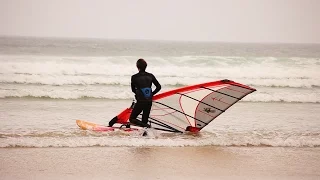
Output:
(129, 71), (161, 127)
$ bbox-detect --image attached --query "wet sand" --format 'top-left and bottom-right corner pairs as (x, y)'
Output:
(1, 147), (319, 180)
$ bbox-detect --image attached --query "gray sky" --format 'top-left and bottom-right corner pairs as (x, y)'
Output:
(1, 0), (319, 43)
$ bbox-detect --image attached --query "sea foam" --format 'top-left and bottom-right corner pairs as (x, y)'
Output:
(1, 55), (319, 103)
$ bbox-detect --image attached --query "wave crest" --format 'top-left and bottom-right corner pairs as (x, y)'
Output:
(1, 131), (319, 148)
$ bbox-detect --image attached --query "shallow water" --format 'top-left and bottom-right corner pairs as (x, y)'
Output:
(1, 99), (319, 148)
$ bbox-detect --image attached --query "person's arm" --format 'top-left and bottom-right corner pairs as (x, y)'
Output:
(131, 76), (136, 94)
(152, 74), (161, 95)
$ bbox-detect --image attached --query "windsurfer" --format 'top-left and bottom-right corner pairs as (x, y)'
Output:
(129, 58), (161, 128)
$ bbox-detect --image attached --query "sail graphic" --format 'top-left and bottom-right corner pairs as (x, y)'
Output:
(140, 79), (257, 133)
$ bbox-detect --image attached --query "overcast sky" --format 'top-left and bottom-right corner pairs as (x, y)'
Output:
(1, 0), (319, 43)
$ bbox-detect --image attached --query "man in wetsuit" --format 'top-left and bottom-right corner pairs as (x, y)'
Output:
(129, 58), (161, 128)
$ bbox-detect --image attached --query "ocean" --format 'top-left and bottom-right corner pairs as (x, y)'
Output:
(0, 36), (319, 148)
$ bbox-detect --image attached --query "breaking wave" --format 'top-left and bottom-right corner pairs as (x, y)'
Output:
(1, 55), (319, 103)
(0, 130), (319, 148)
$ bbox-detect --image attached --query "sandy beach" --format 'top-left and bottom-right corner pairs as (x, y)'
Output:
(1, 146), (319, 180)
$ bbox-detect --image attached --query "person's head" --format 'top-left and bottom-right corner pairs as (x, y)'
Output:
(136, 58), (147, 71)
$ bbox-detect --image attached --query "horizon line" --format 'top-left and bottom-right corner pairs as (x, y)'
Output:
(1, 34), (319, 45)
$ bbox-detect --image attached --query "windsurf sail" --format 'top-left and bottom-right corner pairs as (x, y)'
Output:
(116, 79), (256, 133)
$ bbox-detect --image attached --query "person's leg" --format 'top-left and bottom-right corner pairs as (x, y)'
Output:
(142, 101), (152, 124)
(129, 102), (150, 127)
(129, 101), (143, 120)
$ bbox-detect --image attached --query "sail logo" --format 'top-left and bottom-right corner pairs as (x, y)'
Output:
(204, 107), (215, 113)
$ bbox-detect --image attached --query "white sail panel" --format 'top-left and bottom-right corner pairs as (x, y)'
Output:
(146, 80), (256, 133)
(180, 85), (228, 127)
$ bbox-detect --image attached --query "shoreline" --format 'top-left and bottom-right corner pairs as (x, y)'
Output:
(1, 146), (319, 180)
